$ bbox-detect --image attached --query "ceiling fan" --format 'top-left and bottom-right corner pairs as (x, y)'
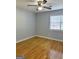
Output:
(27, 0), (52, 10)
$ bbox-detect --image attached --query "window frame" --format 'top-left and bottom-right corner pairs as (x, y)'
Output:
(49, 15), (63, 31)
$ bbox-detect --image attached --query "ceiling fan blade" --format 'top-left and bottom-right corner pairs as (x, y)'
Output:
(36, 8), (38, 11)
(43, 6), (51, 9)
(27, 5), (37, 6)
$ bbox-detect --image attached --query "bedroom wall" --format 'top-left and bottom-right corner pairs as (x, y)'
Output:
(36, 9), (63, 40)
(16, 8), (63, 42)
(16, 8), (36, 42)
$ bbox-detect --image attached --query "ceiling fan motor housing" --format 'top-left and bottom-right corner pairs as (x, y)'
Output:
(38, 1), (43, 6)
(37, 0), (47, 6)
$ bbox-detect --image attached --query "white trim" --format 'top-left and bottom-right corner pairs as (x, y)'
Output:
(16, 35), (63, 43)
(36, 35), (63, 42)
(16, 35), (36, 43)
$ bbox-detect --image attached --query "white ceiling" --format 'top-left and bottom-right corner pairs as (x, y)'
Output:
(16, 0), (63, 13)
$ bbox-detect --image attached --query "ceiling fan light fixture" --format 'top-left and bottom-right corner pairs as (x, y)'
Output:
(38, 6), (43, 10)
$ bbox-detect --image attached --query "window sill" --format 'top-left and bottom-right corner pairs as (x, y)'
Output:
(50, 29), (63, 32)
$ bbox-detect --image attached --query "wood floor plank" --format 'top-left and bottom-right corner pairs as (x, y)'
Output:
(16, 36), (63, 59)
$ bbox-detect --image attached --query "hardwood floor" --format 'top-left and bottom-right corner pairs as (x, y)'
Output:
(16, 36), (63, 59)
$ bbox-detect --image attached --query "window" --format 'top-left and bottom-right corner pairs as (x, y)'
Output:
(50, 15), (63, 30)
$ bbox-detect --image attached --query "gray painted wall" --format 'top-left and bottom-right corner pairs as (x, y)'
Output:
(16, 8), (36, 41)
(36, 9), (63, 40)
(16, 9), (63, 41)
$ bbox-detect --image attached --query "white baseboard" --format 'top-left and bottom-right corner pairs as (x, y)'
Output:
(16, 35), (36, 43)
(36, 35), (63, 42)
(16, 35), (63, 43)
